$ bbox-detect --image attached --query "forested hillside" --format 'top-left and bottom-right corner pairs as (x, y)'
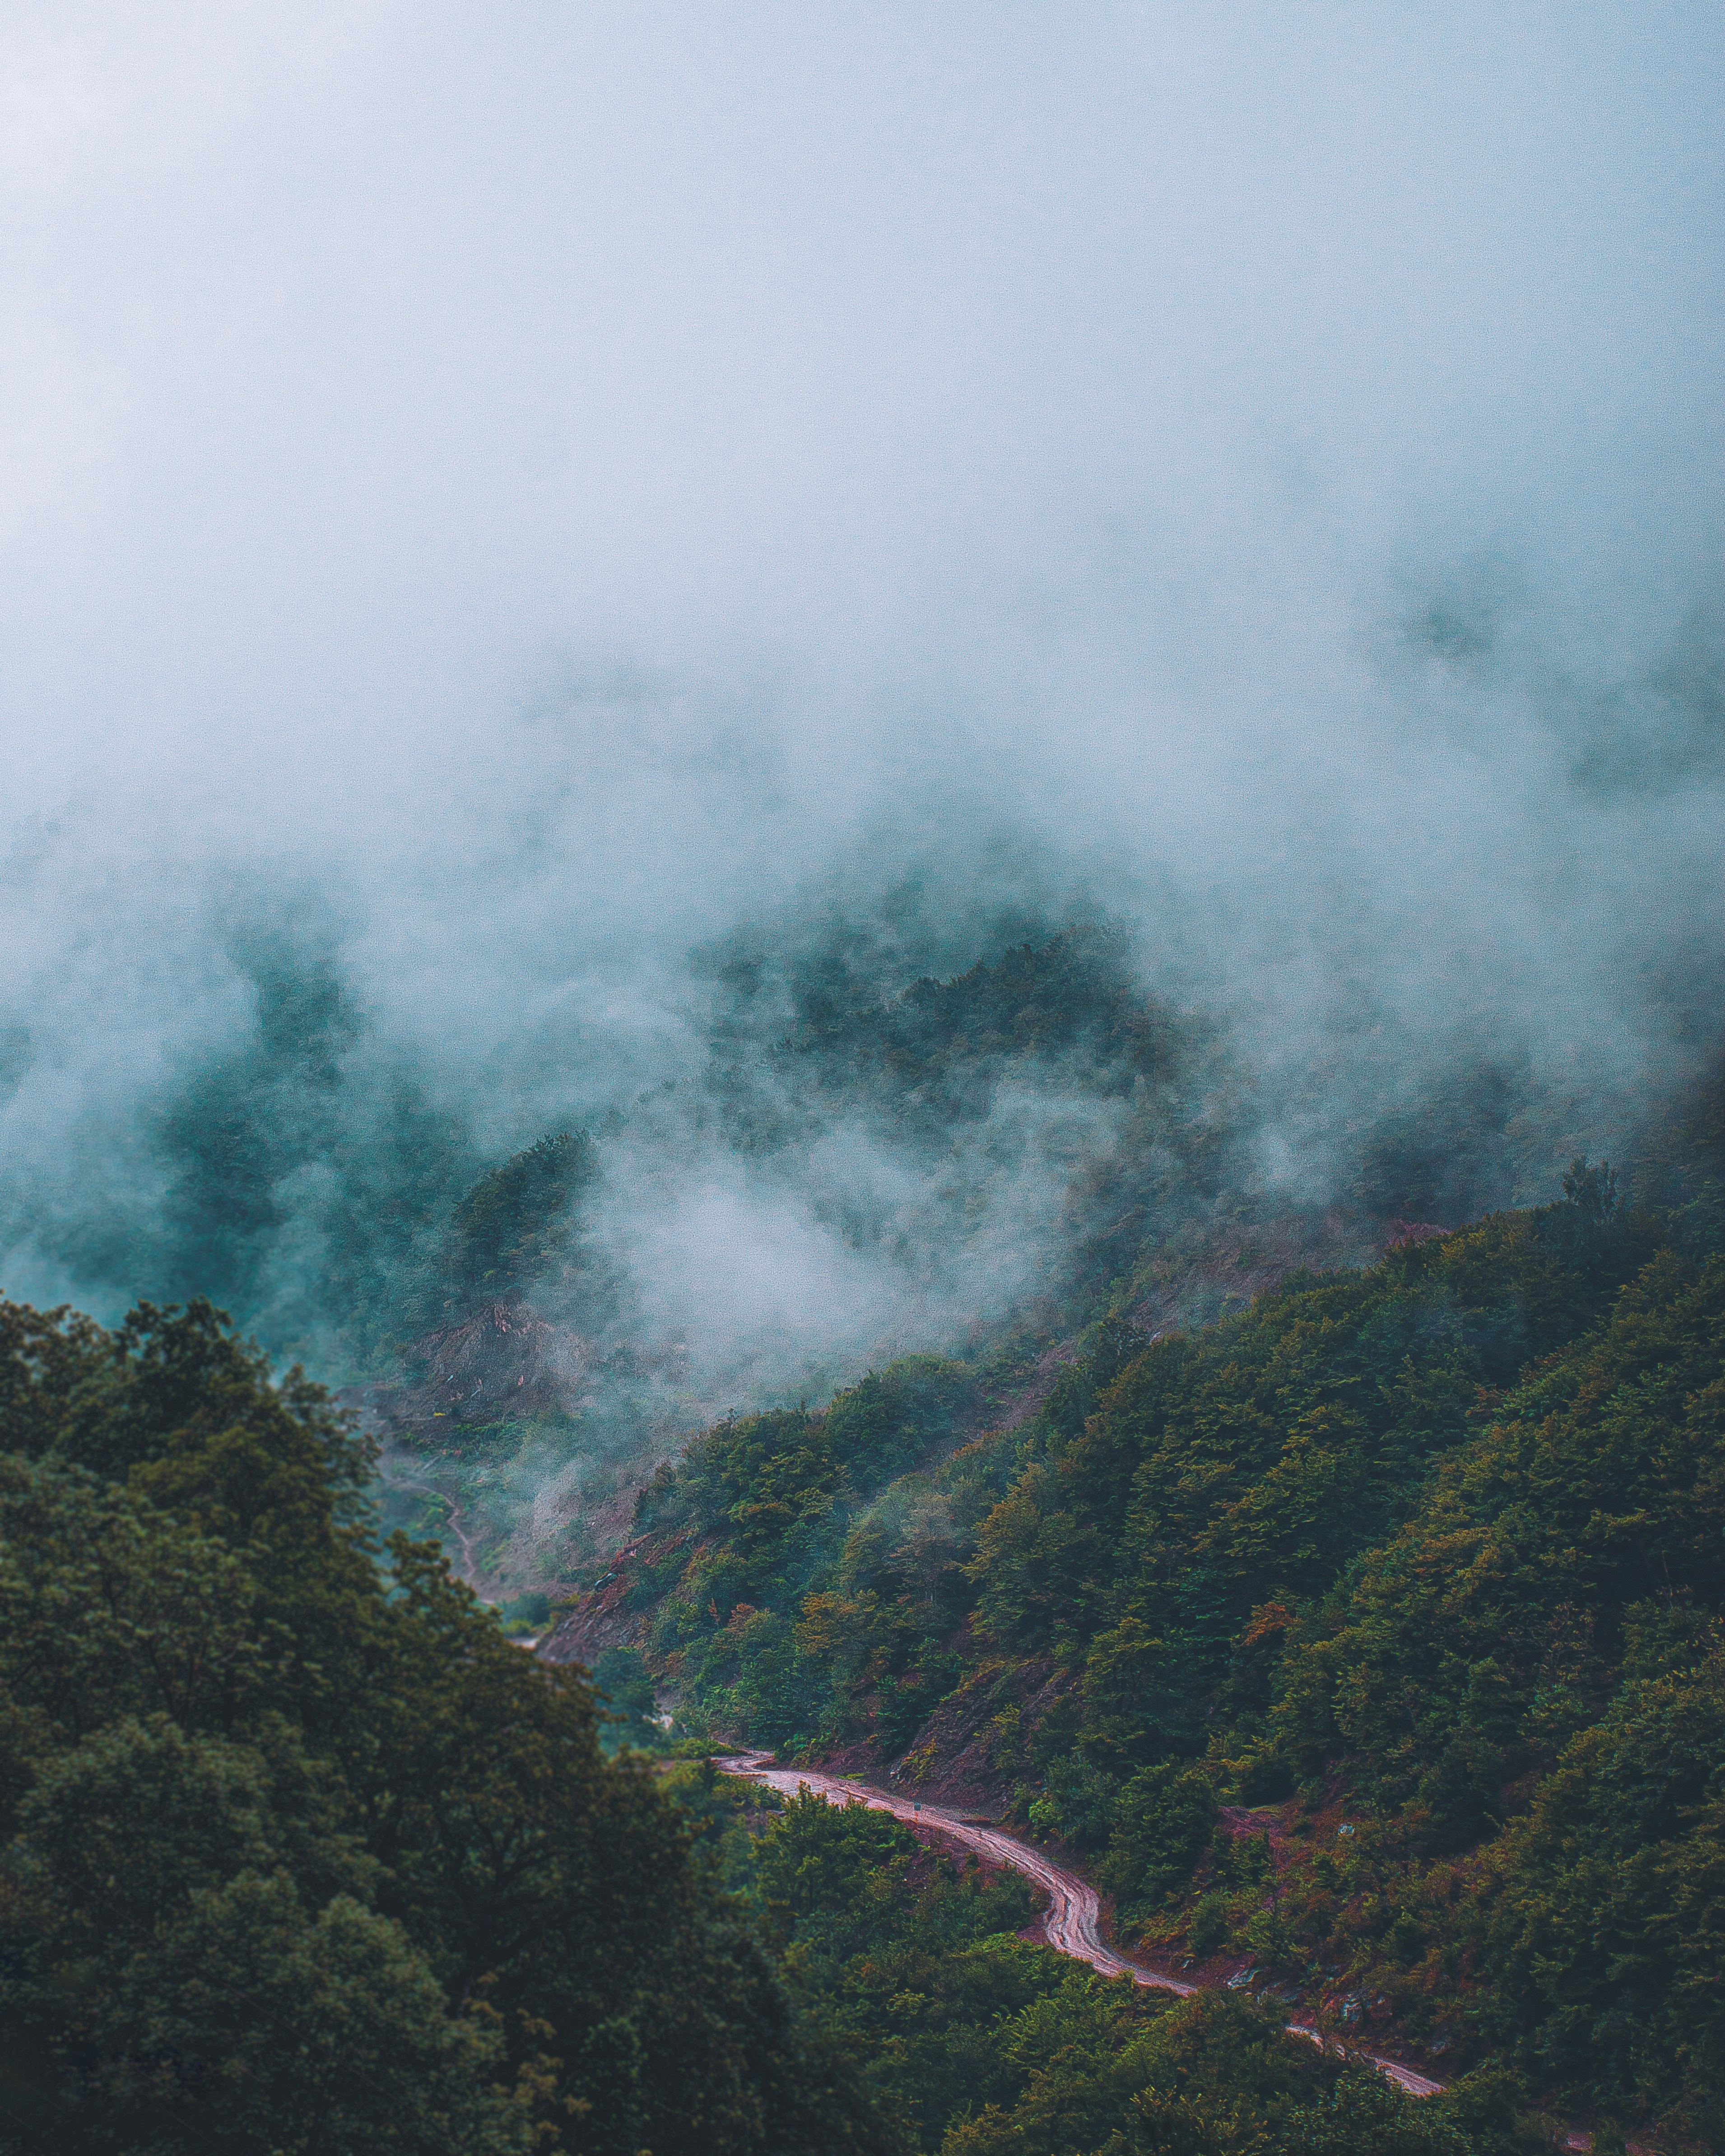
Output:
(7, 912), (1614, 1603)
(551, 1083), (1725, 2142)
(0, 1300), (893, 2155)
(662, 1770), (1541, 2156)
(0, 1294), (1544, 2156)
(5, 927), (1719, 2147)
(369, 922), (1606, 1590)
(4, 1), (1719, 2148)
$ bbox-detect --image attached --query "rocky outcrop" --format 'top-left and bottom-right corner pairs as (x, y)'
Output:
(889, 1657), (1065, 1811)
(362, 1300), (594, 1437)
(539, 1549), (651, 1666)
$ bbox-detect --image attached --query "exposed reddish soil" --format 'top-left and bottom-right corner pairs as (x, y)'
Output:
(359, 1300), (595, 1438)
(540, 1554), (652, 1665)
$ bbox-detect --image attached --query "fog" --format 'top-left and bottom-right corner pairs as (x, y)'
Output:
(2, 5), (1720, 1456)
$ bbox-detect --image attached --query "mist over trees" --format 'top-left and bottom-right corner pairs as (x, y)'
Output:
(0, 6), (1720, 2150)
(581, 1087), (1725, 2140)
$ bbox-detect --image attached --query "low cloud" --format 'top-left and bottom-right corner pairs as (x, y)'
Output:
(0, 4), (1718, 1455)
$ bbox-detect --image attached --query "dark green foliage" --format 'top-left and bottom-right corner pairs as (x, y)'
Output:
(726, 1787), (1223, 2156)
(827, 1357), (979, 1482)
(1632, 1055), (1725, 1261)
(588, 1645), (670, 1754)
(623, 1774), (1523, 2156)
(938, 1985), (1352, 2156)
(1479, 1658), (1725, 2130)
(13, 917), (618, 1390)
(711, 923), (1183, 1143)
(1430, 2066), (1560, 2156)
(605, 1087), (1725, 2136)
(1348, 1061), (1532, 1227)
(756, 1785), (919, 1926)
(644, 1357), (983, 1752)
(696, 921), (1239, 1322)
(134, 925), (475, 1371)
(1274, 1250), (1725, 1808)
(0, 1296), (893, 2156)
(1186, 1891), (1231, 1958)
(971, 1194), (1660, 1675)
(429, 1129), (596, 1319)
(1279, 2072), (1474, 2156)
(1098, 1764), (1219, 1916)
(730, 1782), (1421, 2156)
(646, 1175), (1668, 1780)
(499, 1588), (554, 1635)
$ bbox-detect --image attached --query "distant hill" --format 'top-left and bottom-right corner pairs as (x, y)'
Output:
(369, 924), (1622, 1596)
(543, 1073), (1725, 2139)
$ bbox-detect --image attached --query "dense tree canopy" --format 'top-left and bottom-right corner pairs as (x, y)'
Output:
(0, 1296), (888, 2156)
(10, 997), (1723, 2146)
(666, 1770), (1530, 2156)
(603, 1133), (1725, 2141)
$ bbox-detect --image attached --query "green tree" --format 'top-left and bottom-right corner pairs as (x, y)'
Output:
(0, 1297), (900, 2156)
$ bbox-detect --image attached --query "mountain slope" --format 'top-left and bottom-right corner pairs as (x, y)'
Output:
(546, 1125), (1725, 2137)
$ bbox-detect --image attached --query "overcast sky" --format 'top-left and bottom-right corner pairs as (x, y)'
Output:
(4, 5), (1716, 778)
(1, 3), (1720, 1352)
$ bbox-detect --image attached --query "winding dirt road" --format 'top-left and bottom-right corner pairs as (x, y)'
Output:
(716, 1753), (1443, 2101)
(396, 1480), (481, 1584)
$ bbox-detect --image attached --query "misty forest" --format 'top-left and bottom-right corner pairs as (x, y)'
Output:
(2, 8), (1722, 2156)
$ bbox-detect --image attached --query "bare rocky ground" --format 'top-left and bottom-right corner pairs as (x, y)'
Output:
(346, 1299), (596, 1441)
(345, 1303), (687, 1598)
(539, 1553), (652, 1663)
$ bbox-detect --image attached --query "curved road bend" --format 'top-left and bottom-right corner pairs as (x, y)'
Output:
(716, 1753), (1443, 2102)
(398, 1481), (480, 1584)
